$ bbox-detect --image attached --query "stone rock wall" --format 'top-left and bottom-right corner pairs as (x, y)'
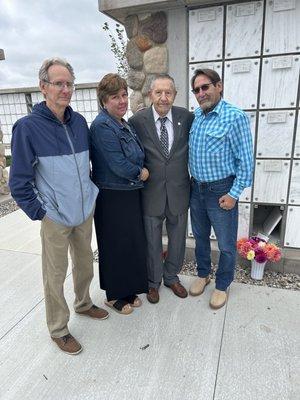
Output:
(124, 12), (168, 113)
(0, 126), (9, 195)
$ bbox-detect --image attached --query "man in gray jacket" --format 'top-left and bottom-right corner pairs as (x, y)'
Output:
(9, 58), (108, 355)
(129, 74), (194, 303)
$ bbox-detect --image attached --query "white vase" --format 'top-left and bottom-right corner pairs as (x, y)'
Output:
(251, 260), (267, 280)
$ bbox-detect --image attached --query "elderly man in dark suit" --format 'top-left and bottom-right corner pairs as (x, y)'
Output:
(129, 74), (194, 303)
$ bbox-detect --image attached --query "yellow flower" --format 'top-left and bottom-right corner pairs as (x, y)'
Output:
(247, 250), (255, 260)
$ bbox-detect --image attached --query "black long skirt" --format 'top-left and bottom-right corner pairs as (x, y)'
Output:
(94, 188), (148, 301)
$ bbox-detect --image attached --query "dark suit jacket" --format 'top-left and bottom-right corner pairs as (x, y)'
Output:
(129, 106), (194, 216)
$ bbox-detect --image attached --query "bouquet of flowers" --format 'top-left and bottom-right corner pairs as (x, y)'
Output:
(237, 236), (281, 264)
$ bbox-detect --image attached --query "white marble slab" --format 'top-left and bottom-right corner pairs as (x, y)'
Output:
(214, 282), (300, 400)
(188, 61), (222, 111)
(245, 111), (256, 148)
(239, 186), (252, 202)
(253, 160), (290, 204)
(223, 59), (260, 110)
(293, 118), (300, 158)
(284, 206), (300, 247)
(288, 161), (300, 205)
(256, 111), (295, 158)
(238, 202), (251, 239)
(189, 6), (223, 62)
(225, 1), (263, 58)
(264, 0), (300, 54)
(0, 275), (225, 400)
(260, 56), (300, 109)
(0, 209), (98, 255)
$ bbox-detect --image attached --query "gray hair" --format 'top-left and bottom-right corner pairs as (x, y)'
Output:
(149, 74), (177, 92)
(38, 57), (75, 82)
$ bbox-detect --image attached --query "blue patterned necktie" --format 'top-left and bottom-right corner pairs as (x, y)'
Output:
(159, 117), (169, 157)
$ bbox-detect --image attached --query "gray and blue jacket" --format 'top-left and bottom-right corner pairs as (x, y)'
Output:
(9, 101), (98, 227)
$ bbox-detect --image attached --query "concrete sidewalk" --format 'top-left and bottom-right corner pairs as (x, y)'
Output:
(0, 209), (299, 400)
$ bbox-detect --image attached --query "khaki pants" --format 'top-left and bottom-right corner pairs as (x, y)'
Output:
(40, 212), (94, 338)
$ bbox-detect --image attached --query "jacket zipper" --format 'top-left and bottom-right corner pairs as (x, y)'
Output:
(62, 124), (85, 221)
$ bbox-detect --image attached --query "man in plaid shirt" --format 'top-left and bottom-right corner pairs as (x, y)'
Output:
(188, 68), (253, 309)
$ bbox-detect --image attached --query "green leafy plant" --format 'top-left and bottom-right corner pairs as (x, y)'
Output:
(102, 22), (129, 78)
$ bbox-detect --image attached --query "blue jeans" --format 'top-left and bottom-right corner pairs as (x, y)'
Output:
(190, 176), (238, 291)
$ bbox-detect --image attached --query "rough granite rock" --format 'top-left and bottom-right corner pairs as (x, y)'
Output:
(144, 46), (168, 74)
(126, 39), (143, 70)
(127, 70), (146, 91)
(129, 91), (144, 114)
(135, 35), (152, 52)
(141, 74), (156, 96)
(141, 12), (167, 44)
(124, 15), (139, 39)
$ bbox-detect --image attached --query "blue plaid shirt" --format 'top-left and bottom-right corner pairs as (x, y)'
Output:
(189, 99), (253, 199)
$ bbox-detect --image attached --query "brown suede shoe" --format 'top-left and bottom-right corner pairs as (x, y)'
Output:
(147, 287), (160, 304)
(164, 282), (188, 298)
(51, 334), (82, 355)
(76, 304), (109, 320)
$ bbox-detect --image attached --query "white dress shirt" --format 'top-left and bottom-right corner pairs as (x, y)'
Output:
(152, 105), (174, 152)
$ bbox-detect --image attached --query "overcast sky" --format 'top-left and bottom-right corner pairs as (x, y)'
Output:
(0, 0), (118, 89)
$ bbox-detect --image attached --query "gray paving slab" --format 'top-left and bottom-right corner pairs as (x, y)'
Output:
(0, 275), (225, 400)
(0, 209), (98, 254)
(0, 210), (41, 254)
(0, 250), (43, 339)
(214, 283), (300, 400)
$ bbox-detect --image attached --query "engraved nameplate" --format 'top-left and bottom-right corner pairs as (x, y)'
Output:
(272, 56), (292, 69)
(232, 61), (252, 73)
(273, 0), (295, 12)
(267, 112), (287, 124)
(236, 3), (255, 17)
(264, 160), (282, 172)
(198, 9), (216, 22)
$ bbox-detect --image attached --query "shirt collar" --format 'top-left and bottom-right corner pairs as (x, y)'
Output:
(152, 105), (173, 123)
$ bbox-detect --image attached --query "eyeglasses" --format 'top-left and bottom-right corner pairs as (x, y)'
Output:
(44, 80), (75, 90)
(191, 82), (214, 94)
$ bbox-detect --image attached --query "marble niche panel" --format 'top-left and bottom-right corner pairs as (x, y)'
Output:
(225, 1), (263, 58)
(189, 6), (223, 63)
(253, 159), (290, 204)
(264, 0), (300, 55)
(245, 111), (256, 147)
(223, 59), (260, 110)
(293, 118), (300, 158)
(239, 186), (252, 202)
(288, 161), (300, 205)
(260, 55), (300, 109)
(188, 62), (222, 111)
(256, 111), (295, 158)
(237, 203), (251, 239)
(284, 206), (300, 248)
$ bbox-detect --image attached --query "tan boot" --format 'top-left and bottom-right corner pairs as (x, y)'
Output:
(189, 277), (210, 296)
(209, 289), (227, 309)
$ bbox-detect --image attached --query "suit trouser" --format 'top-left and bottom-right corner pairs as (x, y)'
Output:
(40, 213), (94, 338)
(143, 205), (187, 289)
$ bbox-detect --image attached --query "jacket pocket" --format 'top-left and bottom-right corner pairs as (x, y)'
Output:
(120, 134), (139, 160)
